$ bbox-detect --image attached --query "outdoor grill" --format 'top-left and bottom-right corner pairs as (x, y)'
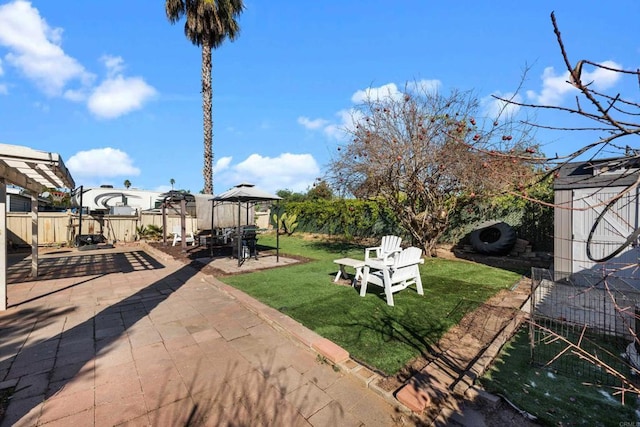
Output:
(230, 226), (258, 260)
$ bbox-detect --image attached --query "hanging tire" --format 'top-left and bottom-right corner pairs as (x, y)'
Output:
(470, 222), (517, 255)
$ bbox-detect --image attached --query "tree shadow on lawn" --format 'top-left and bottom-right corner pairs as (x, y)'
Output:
(303, 289), (448, 377)
(319, 281), (513, 391)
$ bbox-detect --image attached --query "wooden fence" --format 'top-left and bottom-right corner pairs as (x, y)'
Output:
(6, 210), (272, 247)
(7, 212), (198, 247)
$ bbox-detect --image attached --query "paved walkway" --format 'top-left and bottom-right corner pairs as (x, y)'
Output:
(0, 245), (407, 426)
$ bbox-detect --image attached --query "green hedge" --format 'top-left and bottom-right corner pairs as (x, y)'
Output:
(273, 188), (553, 251)
(271, 199), (400, 239)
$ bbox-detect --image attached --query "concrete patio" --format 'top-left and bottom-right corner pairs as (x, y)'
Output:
(0, 244), (407, 426)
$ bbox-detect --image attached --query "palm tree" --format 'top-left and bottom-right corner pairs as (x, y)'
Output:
(165, 0), (245, 195)
(170, 178), (176, 190)
(124, 179), (131, 189)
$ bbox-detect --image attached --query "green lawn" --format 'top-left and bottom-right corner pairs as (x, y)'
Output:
(222, 233), (521, 375)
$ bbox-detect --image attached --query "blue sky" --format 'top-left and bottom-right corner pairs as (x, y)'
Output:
(0, 1), (638, 195)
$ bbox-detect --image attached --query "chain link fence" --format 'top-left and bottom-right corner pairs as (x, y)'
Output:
(530, 267), (640, 387)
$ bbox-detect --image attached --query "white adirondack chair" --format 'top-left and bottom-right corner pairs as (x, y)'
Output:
(360, 246), (424, 306)
(364, 235), (402, 265)
(171, 226), (195, 247)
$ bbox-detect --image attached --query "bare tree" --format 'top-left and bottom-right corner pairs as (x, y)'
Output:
(496, 12), (640, 185)
(328, 86), (538, 255)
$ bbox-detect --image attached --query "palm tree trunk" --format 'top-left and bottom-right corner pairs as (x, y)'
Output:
(202, 39), (213, 195)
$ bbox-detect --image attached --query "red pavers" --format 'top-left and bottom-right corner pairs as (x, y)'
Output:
(396, 382), (431, 413)
(1, 245), (403, 426)
(311, 338), (349, 364)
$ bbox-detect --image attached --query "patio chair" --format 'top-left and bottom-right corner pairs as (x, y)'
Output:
(360, 246), (424, 306)
(364, 235), (402, 265)
(172, 226), (195, 247)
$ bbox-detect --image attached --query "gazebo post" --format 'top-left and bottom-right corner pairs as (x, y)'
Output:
(31, 191), (38, 278)
(0, 178), (6, 310)
(77, 186), (83, 246)
(237, 201), (242, 266)
(162, 201), (167, 246)
(180, 198), (187, 252)
(210, 200), (215, 258)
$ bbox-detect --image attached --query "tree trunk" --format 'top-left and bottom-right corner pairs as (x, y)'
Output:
(202, 40), (213, 195)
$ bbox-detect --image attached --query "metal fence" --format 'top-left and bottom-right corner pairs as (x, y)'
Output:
(530, 267), (640, 387)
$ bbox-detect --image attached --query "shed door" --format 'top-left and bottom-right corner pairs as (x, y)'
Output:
(572, 187), (639, 274)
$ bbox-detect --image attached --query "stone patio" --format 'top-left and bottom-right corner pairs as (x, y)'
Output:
(0, 245), (409, 426)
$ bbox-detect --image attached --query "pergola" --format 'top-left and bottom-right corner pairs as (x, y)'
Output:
(0, 143), (75, 310)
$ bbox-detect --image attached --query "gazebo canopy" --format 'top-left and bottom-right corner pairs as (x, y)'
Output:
(213, 183), (281, 203)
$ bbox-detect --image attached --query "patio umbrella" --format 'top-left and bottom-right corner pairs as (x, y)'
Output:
(211, 183), (282, 266)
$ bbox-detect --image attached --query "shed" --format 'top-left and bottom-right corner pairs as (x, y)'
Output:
(554, 156), (640, 282)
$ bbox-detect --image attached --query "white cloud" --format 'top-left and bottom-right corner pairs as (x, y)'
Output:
(526, 61), (622, 106)
(351, 82), (403, 104)
(298, 116), (329, 130)
(215, 153), (320, 193)
(0, 57), (6, 96)
(0, 0), (94, 96)
(406, 79), (441, 94)
(102, 54), (125, 77)
(0, 2), (156, 118)
(87, 58), (157, 119)
(213, 156), (232, 173)
(526, 66), (573, 105)
(299, 80), (438, 141)
(62, 88), (87, 102)
(482, 91), (522, 119)
(582, 60), (621, 90)
(324, 109), (359, 139)
(67, 148), (141, 178)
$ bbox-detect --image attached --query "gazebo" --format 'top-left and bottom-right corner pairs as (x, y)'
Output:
(211, 183), (281, 266)
(159, 190), (196, 251)
(0, 143), (75, 310)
